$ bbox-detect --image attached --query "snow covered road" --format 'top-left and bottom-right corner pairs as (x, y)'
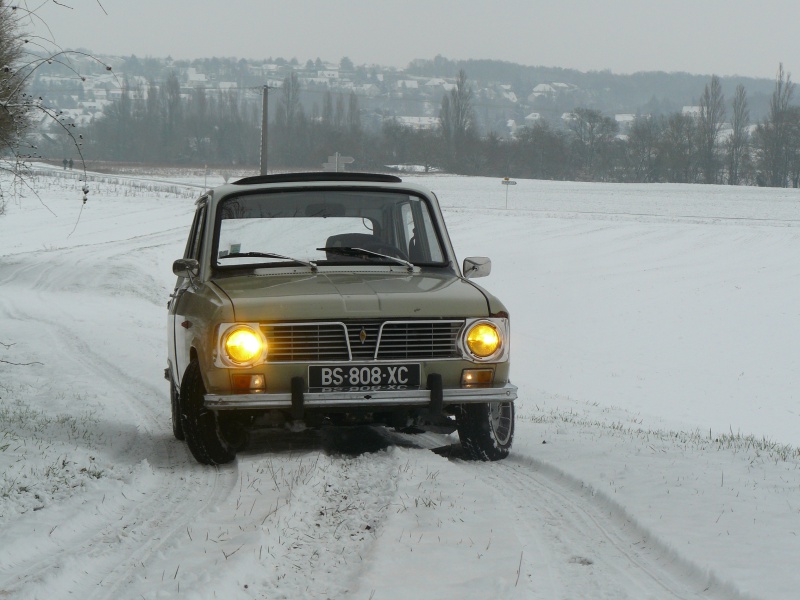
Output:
(1, 170), (797, 599)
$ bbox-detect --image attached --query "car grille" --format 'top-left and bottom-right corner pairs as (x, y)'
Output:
(261, 320), (464, 362)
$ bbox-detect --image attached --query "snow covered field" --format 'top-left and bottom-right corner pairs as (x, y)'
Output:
(1, 167), (798, 599)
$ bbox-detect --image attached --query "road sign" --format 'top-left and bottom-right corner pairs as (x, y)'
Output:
(501, 178), (517, 209)
(323, 152), (355, 172)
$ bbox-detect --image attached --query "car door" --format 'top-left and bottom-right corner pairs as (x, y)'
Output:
(168, 200), (208, 386)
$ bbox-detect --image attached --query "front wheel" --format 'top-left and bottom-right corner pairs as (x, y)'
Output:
(179, 361), (236, 465)
(456, 402), (514, 461)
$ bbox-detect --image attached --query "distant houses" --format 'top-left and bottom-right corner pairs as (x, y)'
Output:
(30, 53), (669, 143)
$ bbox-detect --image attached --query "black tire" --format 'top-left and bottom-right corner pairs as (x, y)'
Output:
(170, 380), (185, 441)
(456, 402), (514, 461)
(179, 361), (236, 465)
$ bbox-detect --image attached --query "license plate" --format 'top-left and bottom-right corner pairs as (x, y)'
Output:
(308, 364), (421, 389)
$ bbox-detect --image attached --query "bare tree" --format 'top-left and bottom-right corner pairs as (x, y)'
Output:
(787, 106), (800, 188)
(569, 107), (619, 180)
(347, 90), (361, 135)
(322, 90), (333, 125)
(273, 71), (307, 166)
(0, 1), (25, 155)
(697, 75), (726, 184)
(439, 93), (452, 144)
(1, 1), (113, 211)
(755, 64), (796, 187)
(439, 69), (475, 169)
(626, 115), (661, 182)
(276, 70), (303, 131)
(726, 84), (750, 185)
(658, 112), (698, 183)
(334, 93), (345, 130)
(515, 121), (570, 180)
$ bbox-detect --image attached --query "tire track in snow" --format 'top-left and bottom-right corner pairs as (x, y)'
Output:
(367, 430), (760, 599)
(472, 453), (759, 600)
(236, 447), (402, 600)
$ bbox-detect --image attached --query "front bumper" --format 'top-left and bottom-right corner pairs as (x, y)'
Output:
(205, 382), (517, 411)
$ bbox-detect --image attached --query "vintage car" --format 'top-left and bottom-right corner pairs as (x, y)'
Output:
(166, 172), (517, 464)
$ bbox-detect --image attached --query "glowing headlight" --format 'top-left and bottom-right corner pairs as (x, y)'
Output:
(465, 322), (501, 358)
(223, 326), (265, 365)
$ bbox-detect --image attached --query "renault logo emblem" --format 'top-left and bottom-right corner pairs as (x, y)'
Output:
(359, 328), (368, 344)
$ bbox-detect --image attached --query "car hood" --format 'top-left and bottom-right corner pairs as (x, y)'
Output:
(212, 271), (491, 321)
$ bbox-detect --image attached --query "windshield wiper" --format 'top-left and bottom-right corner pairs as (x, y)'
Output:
(318, 246), (414, 272)
(219, 251), (317, 272)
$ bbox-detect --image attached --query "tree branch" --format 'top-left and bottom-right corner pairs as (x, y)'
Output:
(0, 358), (43, 366)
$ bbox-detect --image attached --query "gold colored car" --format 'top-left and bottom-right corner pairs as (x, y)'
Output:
(166, 173), (516, 464)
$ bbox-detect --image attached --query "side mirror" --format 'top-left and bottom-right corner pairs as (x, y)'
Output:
(462, 256), (491, 279)
(173, 258), (200, 278)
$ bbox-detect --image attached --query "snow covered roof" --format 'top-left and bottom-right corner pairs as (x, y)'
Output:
(77, 100), (112, 110)
(187, 68), (207, 83)
(354, 84), (381, 96)
(391, 116), (439, 130)
(301, 77), (332, 85)
(502, 91), (518, 103)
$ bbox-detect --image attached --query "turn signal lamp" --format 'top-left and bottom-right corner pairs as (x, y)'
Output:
(232, 373), (266, 393)
(465, 322), (501, 358)
(461, 369), (494, 387)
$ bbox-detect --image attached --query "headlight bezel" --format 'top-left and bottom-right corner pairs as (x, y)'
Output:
(215, 323), (268, 368)
(460, 318), (510, 362)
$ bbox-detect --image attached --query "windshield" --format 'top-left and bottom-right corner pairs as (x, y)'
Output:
(214, 189), (446, 269)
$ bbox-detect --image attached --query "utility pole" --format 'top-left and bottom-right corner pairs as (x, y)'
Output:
(260, 85), (269, 175)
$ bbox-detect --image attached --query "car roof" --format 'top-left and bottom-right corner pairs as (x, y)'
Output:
(232, 172), (402, 185)
(200, 172), (437, 209)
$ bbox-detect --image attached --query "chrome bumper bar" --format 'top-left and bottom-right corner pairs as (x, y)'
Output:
(205, 383), (517, 411)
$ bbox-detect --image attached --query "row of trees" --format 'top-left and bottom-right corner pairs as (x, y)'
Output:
(41, 65), (800, 187)
(426, 68), (800, 186)
(71, 71), (368, 170)
(82, 73), (261, 166)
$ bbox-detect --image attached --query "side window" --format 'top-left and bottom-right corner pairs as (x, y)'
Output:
(399, 203), (414, 249)
(418, 205), (444, 262)
(184, 204), (207, 261)
(405, 198), (445, 263)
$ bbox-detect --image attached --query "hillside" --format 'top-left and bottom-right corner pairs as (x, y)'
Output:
(28, 51), (780, 136)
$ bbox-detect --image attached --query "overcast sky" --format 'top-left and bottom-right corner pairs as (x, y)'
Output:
(23, 0), (800, 79)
